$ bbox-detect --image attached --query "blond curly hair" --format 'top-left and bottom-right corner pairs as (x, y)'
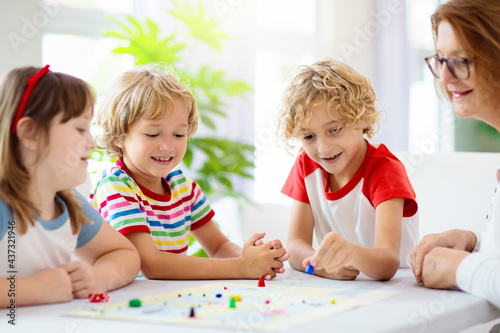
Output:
(277, 59), (381, 150)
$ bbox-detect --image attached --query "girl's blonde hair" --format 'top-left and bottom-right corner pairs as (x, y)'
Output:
(97, 65), (199, 158)
(431, 0), (500, 103)
(0, 66), (95, 235)
(277, 59), (381, 150)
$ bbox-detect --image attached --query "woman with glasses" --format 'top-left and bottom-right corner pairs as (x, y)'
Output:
(410, 0), (500, 308)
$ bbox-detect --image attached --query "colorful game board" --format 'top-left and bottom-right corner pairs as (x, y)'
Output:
(63, 282), (399, 331)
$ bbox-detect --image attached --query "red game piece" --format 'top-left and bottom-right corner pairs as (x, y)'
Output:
(258, 276), (265, 287)
(89, 292), (110, 303)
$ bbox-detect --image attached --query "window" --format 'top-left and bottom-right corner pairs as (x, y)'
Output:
(253, 1), (317, 204)
(42, 33), (134, 96)
(407, 0), (454, 154)
(50, 0), (133, 13)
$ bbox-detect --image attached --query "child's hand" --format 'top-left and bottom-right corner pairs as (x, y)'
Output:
(247, 232), (266, 247)
(262, 239), (291, 280)
(302, 256), (359, 280)
(241, 234), (287, 279)
(60, 261), (99, 298)
(247, 233), (291, 280)
(269, 239), (290, 273)
(308, 232), (358, 278)
(24, 268), (74, 304)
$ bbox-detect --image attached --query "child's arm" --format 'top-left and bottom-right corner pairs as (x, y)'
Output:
(62, 220), (140, 298)
(311, 198), (404, 280)
(126, 221), (286, 280)
(0, 268), (73, 307)
(192, 220), (244, 258)
(286, 200), (360, 280)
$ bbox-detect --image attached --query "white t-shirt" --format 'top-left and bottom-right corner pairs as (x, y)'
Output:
(282, 142), (419, 267)
(0, 191), (102, 276)
(456, 168), (500, 308)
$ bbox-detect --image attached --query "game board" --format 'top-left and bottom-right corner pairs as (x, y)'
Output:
(63, 282), (399, 331)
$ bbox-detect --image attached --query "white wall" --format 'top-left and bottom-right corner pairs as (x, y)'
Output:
(0, 0), (43, 75)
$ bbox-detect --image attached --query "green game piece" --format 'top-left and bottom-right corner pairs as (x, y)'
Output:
(129, 299), (142, 307)
(229, 297), (236, 309)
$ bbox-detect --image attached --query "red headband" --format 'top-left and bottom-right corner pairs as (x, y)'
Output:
(10, 65), (51, 134)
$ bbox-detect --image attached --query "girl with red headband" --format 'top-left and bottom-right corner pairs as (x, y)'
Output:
(0, 66), (140, 307)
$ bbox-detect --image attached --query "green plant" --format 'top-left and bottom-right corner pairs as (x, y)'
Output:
(99, 0), (255, 199)
(455, 117), (500, 153)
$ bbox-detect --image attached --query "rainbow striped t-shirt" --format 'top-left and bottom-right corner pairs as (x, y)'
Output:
(89, 159), (214, 255)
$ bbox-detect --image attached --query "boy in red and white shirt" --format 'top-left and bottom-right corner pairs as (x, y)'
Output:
(278, 59), (418, 280)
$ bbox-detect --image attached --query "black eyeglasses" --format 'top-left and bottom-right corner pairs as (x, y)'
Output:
(424, 55), (472, 80)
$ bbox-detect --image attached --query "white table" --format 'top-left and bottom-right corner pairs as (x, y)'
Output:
(2, 266), (499, 333)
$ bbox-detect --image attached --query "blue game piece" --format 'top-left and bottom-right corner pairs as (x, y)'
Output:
(305, 263), (314, 274)
(216, 293), (222, 298)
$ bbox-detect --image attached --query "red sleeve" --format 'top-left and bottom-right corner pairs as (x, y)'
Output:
(191, 210), (215, 231)
(364, 145), (418, 217)
(281, 151), (322, 204)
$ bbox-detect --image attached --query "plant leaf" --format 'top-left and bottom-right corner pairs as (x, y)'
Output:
(102, 4), (256, 200)
(188, 137), (255, 197)
(105, 15), (186, 65)
(183, 146), (194, 167)
(169, 0), (229, 50)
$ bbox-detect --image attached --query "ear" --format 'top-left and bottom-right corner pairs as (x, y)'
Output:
(114, 137), (124, 149)
(16, 117), (40, 151)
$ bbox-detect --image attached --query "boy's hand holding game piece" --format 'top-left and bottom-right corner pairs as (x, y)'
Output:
(303, 232), (360, 280)
(310, 232), (355, 272)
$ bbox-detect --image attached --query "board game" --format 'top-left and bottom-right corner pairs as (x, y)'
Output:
(63, 282), (399, 331)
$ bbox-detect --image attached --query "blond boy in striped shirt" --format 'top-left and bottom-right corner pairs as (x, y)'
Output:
(91, 66), (289, 280)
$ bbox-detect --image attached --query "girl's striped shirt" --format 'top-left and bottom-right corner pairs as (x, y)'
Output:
(89, 159), (214, 255)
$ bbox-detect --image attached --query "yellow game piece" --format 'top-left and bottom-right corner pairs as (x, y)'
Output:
(231, 296), (242, 302)
(331, 299), (336, 304)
